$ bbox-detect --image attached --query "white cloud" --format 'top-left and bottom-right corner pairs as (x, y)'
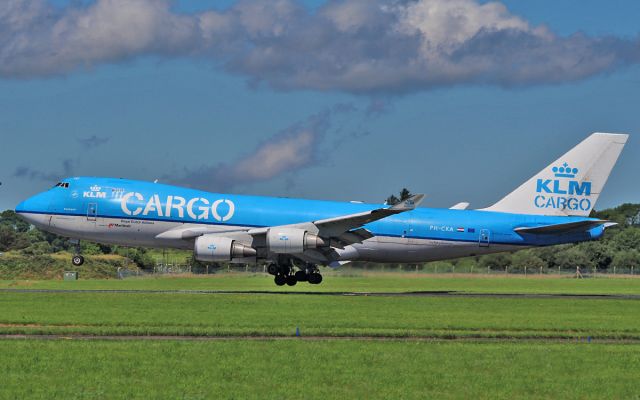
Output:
(174, 108), (339, 191)
(1, 0), (639, 93)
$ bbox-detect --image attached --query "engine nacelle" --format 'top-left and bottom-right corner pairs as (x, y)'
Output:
(194, 235), (256, 262)
(266, 228), (327, 254)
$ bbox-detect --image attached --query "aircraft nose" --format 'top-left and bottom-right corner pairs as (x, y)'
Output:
(15, 193), (51, 227)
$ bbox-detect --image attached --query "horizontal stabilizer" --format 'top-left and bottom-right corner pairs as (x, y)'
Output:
(514, 220), (610, 235)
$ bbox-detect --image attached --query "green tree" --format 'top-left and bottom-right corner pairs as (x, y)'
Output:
(479, 253), (511, 270)
(611, 250), (640, 272)
(554, 247), (595, 271)
(0, 225), (17, 251)
(577, 241), (613, 270)
(610, 228), (640, 251)
(511, 250), (546, 271)
(0, 210), (30, 233)
(593, 203), (640, 226)
(386, 188), (412, 205)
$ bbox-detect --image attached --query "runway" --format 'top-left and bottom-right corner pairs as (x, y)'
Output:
(1, 288), (639, 300)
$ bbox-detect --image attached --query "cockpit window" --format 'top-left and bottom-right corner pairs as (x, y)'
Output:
(52, 182), (70, 188)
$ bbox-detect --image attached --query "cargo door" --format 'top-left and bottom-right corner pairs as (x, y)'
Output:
(87, 202), (98, 222)
(479, 229), (490, 247)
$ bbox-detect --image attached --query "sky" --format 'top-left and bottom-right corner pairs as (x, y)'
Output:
(1, 0), (639, 211)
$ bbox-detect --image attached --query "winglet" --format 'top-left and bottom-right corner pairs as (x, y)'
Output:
(390, 194), (425, 211)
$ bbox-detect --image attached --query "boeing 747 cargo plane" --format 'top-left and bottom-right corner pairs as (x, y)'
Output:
(15, 133), (628, 285)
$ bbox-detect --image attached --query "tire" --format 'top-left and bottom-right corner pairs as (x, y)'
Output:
(267, 264), (279, 275)
(286, 274), (297, 286)
(308, 273), (322, 285)
(72, 255), (84, 266)
(294, 270), (308, 282)
(274, 275), (286, 286)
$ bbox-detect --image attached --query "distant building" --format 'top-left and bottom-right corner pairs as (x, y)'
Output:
(627, 211), (640, 226)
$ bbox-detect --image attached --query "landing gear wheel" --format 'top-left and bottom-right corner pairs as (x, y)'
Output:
(308, 273), (323, 285)
(267, 264), (279, 275)
(274, 275), (286, 286)
(294, 271), (308, 282)
(286, 274), (297, 286)
(72, 255), (84, 266)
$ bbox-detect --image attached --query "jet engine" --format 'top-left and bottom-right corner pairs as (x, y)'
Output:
(266, 228), (327, 254)
(194, 235), (256, 262)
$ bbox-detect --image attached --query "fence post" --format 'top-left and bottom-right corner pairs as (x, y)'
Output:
(524, 266), (527, 276)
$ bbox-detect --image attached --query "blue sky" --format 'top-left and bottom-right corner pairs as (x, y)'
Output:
(1, 0), (639, 211)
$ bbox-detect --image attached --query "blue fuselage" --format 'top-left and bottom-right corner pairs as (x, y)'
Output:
(15, 177), (605, 263)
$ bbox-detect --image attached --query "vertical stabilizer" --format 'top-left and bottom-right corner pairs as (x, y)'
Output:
(483, 132), (628, 216)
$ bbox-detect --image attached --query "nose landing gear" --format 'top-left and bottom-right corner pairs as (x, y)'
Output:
(70, 240), (84, 266)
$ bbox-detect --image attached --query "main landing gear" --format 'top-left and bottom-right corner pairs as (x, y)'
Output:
(267, 263), (323, 286)
(70, 240), (84, 266)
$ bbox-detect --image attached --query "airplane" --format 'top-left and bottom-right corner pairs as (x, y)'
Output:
(15, 132), (628, 286)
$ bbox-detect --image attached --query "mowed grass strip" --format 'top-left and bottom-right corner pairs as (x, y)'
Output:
(2, 273), (640, 294)
(1, 292), (639, 339)
(1, 340), (639, 400)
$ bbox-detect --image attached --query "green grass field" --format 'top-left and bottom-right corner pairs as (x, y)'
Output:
(2, 340), (639, 400)
(1, 274), (639, 399)
(1, 291), (640, 339)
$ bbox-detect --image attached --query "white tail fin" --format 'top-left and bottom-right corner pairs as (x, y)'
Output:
(483, 132), (629, 216)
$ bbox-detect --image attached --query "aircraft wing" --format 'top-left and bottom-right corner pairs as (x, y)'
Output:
(514, 220), (612, 235)
(310, 194), (425, 237)
(156, 194), (425, 244)
(245, 194), (424, 237)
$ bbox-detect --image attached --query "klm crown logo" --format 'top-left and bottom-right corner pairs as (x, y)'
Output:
(552, 163), (578, 178)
